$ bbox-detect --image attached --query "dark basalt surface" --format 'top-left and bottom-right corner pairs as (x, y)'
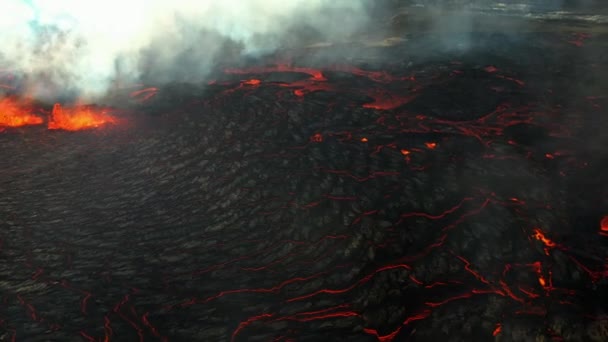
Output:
(1, 30), (608, 341)
(403, 74), (518, 121)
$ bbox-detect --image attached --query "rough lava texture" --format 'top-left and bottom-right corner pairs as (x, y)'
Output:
(1, 19), (608, 342)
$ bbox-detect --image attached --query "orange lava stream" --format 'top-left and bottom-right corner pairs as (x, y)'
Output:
(129, 87), (159, 102)
(532, 228), (556, 248)
(0, 97), (43, 127)
(48, 103), (118, 131)
(242, 79), (261, 86)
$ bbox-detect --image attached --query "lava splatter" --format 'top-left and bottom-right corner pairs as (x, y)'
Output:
(48, 103), (119, 131)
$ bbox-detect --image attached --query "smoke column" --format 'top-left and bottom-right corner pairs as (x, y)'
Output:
(0, 0), (371, 102)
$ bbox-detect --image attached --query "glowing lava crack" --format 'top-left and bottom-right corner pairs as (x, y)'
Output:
(0, 28), (607, 342)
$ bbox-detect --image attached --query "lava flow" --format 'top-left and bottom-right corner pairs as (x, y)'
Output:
(1, 17), (607, 342)
(0, 97), (43, 128)
(130, 87), (159, 103)
(48, 103), (118, 131)
(223, 63), (417, 110)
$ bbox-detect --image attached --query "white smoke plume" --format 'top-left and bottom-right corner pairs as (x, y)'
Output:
(0, 0), (371, 101)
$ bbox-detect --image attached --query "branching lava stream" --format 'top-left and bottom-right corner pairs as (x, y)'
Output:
(0, 17), (607, 342)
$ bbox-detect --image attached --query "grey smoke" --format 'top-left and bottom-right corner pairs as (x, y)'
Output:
(0, 0), (371, 102)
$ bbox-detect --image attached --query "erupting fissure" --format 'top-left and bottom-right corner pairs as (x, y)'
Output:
(48, 103), (118, 131)
(0, 97), (121, 132)
(0, 97), (43, 128)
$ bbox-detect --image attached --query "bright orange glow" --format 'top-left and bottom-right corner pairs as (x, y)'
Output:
(400, 149), (410, 156)
(48, 103), (118, 131)
(532, 228), (556, 248)
(425, 142), (437, 149)
(530, 261), (551, 289)
(361, 137), (368, 142)
(242, 79), (261, 86)
(310, 133), (323, 143)
(0, 97), (43, 128)
(601, 216), (608, 232)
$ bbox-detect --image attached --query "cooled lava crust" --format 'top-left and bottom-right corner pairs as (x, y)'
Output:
(1, 32), (608, 341)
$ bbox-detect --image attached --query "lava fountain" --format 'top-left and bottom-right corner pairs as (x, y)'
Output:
(48, 103), (119, 131)
(0, 97), (43, 128)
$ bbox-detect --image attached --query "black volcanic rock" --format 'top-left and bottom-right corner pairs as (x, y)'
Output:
(1, 28), (607, 342)
(404, 72), (518, 121)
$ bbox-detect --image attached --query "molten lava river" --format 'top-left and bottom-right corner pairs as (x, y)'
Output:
(1, 32), (607, 341)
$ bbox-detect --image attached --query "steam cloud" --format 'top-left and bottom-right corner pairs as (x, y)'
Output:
(0, 0), (371, 101)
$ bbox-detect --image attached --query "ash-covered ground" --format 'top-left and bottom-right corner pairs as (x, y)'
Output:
(1, 14), (608, 342)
